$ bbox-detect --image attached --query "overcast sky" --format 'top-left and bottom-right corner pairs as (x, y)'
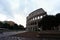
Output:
(0, 0), (60, 27)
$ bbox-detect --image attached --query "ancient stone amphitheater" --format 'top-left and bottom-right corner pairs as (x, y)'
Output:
(26, 8), (60, 40)
(26, 8), (47, 31)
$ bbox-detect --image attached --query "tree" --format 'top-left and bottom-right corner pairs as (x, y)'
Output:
(38, 15), (56, 30)
(13, 23), (18, 30)
(18, 24), (24, 30)
(0, 21), (3, 28)
(3, 23), (10, 29)
(0, 21), (25, 30)
(56, 13), (60, 26)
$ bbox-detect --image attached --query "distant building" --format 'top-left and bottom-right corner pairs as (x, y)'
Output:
(3, 21), (15, 26)
(26, 8), (47, 31)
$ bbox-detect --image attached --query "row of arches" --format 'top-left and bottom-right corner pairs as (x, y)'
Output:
(28, 14), (46, 22)
(29, 16), (43, 21)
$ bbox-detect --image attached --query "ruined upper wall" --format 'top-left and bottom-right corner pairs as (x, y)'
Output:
(27, 8), (47, 20)
(29, 8), (46, 16)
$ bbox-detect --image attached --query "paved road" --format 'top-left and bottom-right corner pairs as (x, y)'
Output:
(0, 31), (26, 38)
(0, 31), (40, 40)
(0, 37), (40, 40)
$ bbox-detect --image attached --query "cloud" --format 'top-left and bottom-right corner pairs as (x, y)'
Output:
(0, 0), (60, 27)
(12, 13), (26, 27)
(0, 13), (7, 21)
(0, 0), (26, 27)
(25, 0), (60, 15)
(8, 0), (19, 10)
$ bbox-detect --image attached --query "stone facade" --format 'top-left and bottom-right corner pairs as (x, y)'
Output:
(26, 8), (47, 31)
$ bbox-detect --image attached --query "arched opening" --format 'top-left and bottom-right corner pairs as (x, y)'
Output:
(38, 16), (40, 19)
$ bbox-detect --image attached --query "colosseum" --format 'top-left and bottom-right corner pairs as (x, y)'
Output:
(26, 8), (47, 31)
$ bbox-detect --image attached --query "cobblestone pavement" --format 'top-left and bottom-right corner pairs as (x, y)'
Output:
(0, 31), (30, 40)
(0, 36), (60, 40)
(0, 36), (40, 40)
(0, 31), (26, 38)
